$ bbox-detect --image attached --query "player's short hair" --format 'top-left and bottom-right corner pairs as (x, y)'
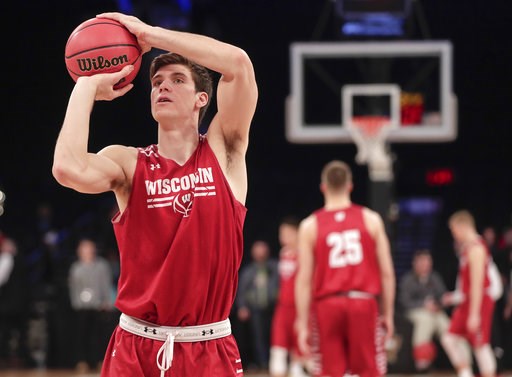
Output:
(150, 52), (213, 124)
(449, 210), (475, 228)
(279, 215), (300, 228)
(321, 160), (352, 191)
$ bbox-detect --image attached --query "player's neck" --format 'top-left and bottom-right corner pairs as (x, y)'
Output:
(157, 126), (199, 165)
(324, 195), (351, 210)
(460, 231), (481, 246)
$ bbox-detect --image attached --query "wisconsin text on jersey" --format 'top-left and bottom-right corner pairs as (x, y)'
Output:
(145, 167), (216, 214)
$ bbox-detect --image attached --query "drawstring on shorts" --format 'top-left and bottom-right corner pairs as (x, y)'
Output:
(157, 332), (179, 377)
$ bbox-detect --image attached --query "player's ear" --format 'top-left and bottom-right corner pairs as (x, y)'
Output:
(196, 92), (208, 108)
(319, 182), (326, 193)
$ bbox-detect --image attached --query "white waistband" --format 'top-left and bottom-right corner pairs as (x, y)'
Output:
(345, 290), (375, 299)
(119, 314), (232, 377)
(119, 313), (231, 342)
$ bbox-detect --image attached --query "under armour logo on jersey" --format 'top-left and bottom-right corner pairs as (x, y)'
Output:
(144, 327), (157, 335)
(173, 193), (193, 217)
(150, 163), (161, 170)
(202, 329), (214, 336)
(334, 211), (346, 222)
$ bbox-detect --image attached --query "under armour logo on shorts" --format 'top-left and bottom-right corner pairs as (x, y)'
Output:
(144, 327), (157, 335)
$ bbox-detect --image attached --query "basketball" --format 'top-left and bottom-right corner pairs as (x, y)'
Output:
(64, 18), (142, 88)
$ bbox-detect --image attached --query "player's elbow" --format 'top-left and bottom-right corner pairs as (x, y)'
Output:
(52, 162), (73, 188)
(227, 48), (257, 84)
(52, 160), (83, 189)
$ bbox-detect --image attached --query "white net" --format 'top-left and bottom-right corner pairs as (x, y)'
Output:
(347, 116), (394, 181)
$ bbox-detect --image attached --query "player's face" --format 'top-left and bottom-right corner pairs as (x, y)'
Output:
(279, 224), (298, 248)
(150, 64), (207, 124)
(449, 221), (464, 242)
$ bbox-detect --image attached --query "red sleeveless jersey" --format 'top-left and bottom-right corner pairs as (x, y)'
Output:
(312, 205), (381, 299)
(112, 137), (246, 326)
(276, 247), (299, 307)
(458, 238), (491, 300)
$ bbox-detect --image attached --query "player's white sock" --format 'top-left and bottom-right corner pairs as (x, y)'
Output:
(290, 360), (309, 377)
(269, 347), (288, 376)
(458, 367), (474, 377)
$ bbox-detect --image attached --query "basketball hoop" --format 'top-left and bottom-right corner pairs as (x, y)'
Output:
(347, 115), (395, 181)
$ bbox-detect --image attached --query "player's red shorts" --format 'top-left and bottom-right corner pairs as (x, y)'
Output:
(100, 326), (244, 377)
(311, 295), (386, 377)
(448, 295), (495, 347)
(271, 303), (301, 356)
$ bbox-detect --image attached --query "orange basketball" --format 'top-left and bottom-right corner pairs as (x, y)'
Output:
(64, 18), (142, 88)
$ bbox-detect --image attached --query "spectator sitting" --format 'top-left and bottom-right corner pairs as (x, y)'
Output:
(399, 249), (450, 371)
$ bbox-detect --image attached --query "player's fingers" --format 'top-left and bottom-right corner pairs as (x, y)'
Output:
(298, 334), (310, 356)
(114, 65), (135, 81)
(96, 12), (122, 20)
(114, 84), (134, 98)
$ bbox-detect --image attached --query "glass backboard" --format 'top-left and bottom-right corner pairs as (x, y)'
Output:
(285, 41), (457, 144)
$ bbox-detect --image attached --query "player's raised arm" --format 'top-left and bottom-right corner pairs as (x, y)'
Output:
(52, 66), (135, 194)
(97, 12), (258, 201)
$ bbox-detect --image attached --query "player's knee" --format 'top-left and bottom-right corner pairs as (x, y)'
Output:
(269, 346), (288, 376)
(441, 331), (456, 348)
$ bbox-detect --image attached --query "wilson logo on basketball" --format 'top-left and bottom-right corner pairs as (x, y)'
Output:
(76, 54), (129, 72)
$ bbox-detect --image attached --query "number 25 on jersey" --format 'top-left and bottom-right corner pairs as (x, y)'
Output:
(327, 229), (363, 268)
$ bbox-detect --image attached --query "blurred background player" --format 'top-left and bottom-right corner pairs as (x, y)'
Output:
(399, 249), (450, 371)
(441, 210), (497, 377)
(269, 216), (309, 377)
(295, 160), (395, 377)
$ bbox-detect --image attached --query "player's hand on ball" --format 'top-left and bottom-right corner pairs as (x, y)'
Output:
(77, 65), (135, 101)
(96, 12), (152, 54)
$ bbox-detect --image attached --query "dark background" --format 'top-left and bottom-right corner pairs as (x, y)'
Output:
(1, 0), (511, 275)
(0, 0), (511, 371)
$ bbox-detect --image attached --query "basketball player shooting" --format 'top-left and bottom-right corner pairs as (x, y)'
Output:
(52, 12), (257, 377)
(295, 160), (395, 377)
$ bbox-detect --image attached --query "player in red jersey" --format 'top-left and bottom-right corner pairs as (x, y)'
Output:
(441, 210), (497, 377)
(295, 160), (395, 377)
(270, 216), (309, 377)
(52, 12), (257, 377)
